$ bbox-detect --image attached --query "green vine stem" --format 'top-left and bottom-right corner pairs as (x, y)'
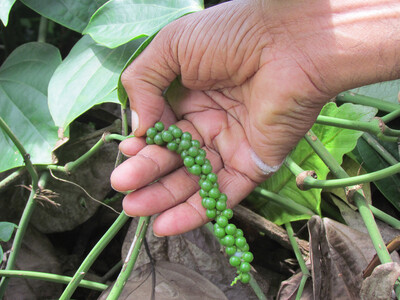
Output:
(59, 212), (130, 300)
(369, 205), (400, 230)
(107, 216), (150, 299)
(0, 117), (38, 183)
(101, 261), (123, 283)
(285, 223), (310, 300)
(0, 168), (25, 191)
(315, 115), (399, 141)
(299, 162), (400, 190)
(0, 172), (48, 297)
(362, 133), (399, 166)
(253, 187), (315, 217)
(303, 130), (394, 268)
(37, 16), (48, 43)
(336, 92), (400, 113)
(43, 133), (133, 174)
(382, 108), (400, 123)
(204, 222), (267, 300)
(0, 270), (107, 291)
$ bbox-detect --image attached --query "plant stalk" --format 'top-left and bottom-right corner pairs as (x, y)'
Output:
(0, 168), (25, 191)
(304, 130), (393, 266)
(369, 205), (400, 230)
(0, 270), (108, 291)
(300, 162), (400, 190)
(0, 172), (48, 297)
(59, 212), (130, 300)
(253, 187), (315, 217)
(37, 16), (48, 43)
(0, 117), (38, 183)
(285, 223), (310, 300)
(336, 92), (400, 113)
(249, 274), (267, 300)
(381, 109), (400, 123)
(107, 216), (150, 299)
(362, 133), (399, 166)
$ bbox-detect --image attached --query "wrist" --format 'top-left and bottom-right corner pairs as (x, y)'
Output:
(259, 0), (400, 96)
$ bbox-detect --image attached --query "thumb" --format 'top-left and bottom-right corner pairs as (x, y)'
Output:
(121, 25), (181, 136)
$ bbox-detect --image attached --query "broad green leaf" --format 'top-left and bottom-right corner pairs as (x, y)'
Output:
(0, 0), (16, 26)
(84, 0), (204, 48)
(48, 35), (144, 130)
(351, 79), (400, 104)
(0, 43), (61, 172)
(253, 103), (377, 225)
(117, 34), (156, 105)
(354, 137), (400, 211)
(21, 0), (108, 33)
(0, 221), (16, 242)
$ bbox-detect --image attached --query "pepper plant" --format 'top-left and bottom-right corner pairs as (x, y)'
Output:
(0, 1), (400, 299)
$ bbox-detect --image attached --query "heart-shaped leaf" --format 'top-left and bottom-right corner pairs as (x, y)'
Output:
(0, 221), (16, 242)
(252, 103), (377, 225)
(48, 35), (144, 130)
(84, 0), (204, 48)
(21, 0), (108, 33)
(0, 0), (16, 26)
(0, 43), (61, 172)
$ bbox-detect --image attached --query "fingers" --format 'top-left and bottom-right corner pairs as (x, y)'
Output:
(121, 22), (181, 136)
(152, 167), (257, 236)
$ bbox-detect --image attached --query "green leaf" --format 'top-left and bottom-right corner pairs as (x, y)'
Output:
(48, 35), (144, 130)
(21, 0), (108, 33)
(0, 43), (61, 173)
(0, 0), (16, 26)
(84, 0), (204, 48)
(0, 246), (3, 261)
(255, 103), (377, 225)
(351, 79), (400, 104)
(117, 34), (156, 105)
(0, 222), (16, 242)
(354, 137), (400, 211)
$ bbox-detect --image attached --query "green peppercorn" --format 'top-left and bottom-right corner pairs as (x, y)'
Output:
(203, 198), (216, 209)
(225, 224), (237, 236)
(146, 137), (154, 145)
(188, 146), (199, 157)
(154, 133), (164, 145)
(222, 209), (233, 219)
(239, 262), (251, 273)
(169, 124), (178, 131)
(214, 227), (226, 239)
(225, 246), (237, 256)
(206, 209), (217, 219)
(146, 127), (157, 138)
(202, 163), (212, 174)
(221, 235), (235, 247)
(183, 156), (195, 167)
(215, 200), (227, 211)
(216, 215), (228, 227)
(240, 273), (251, 284)
(161, 130), (174, 142)
(201, 180), (213, 192)
(209, 187), (220, 199)
(189, 165), (202, 176)
(191, 140), (201, 148)
(154, 122), (164, 132)
(167, 142), (178, 151)
(179, 140), (191, 150)
(235, 236), (247, 248)
(198, 149), (206, 156)
(181, 132), (192, 141)
(242, 252), (254, 263)
(172, 128), (182, 138)
(229, 256), (241, 267)
(195, 155), (206, 165)
(206, 173), (218, 183)
(219, 193), (227, 202)
(235, 229), (244, 237)
(199, 189), (208, 198)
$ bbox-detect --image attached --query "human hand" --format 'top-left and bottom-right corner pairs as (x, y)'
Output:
(111, 0), (400, 236)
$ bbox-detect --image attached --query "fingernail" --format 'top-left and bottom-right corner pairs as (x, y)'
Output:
(131, 110), (139, 134)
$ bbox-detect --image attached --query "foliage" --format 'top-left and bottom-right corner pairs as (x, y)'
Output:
(0, 0), (400, 299)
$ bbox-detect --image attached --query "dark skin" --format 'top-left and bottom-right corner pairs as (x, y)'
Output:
(111, 0), (400, 236)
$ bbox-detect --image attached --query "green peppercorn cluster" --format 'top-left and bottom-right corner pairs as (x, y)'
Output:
(146, 122), (253, 284)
